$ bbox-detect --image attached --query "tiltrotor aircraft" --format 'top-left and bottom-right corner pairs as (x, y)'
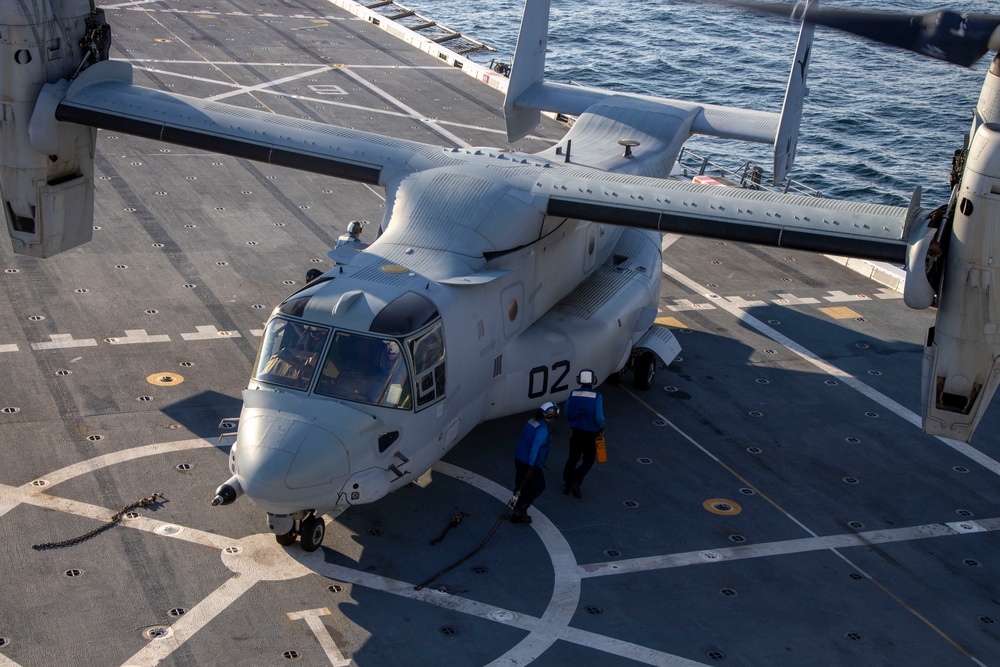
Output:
(2, 0), (999, 550)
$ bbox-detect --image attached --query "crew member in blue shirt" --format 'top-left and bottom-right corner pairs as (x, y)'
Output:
(511, 401), (559, 524)
(562, 369), (605, 499)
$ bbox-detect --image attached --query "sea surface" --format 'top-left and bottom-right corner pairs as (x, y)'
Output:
(401, 0), (994, 208)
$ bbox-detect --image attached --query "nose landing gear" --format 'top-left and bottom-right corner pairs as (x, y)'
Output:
(299, 514), (326, 552)
(270, 511), (326, 551)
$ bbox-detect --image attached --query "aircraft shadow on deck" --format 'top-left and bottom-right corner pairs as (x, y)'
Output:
(160, 390), (244, 439)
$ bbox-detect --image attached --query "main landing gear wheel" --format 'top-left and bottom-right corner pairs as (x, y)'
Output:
(299, 515), (326, 552)
(635, 351), (656, 390)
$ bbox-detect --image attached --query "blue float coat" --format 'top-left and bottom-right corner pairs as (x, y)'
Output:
(515, 418), (550, 467)
(564, 388), (605, 432)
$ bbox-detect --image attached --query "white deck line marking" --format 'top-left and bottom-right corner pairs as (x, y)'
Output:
(131, 66), (250, 89)
(335, 67), (470, 148)
(722, 295), (767, 308)
(624, 379), (989, 667)
(130, 65), (414, 119)
(0, 435), (692, 666)
(659, 261), (990, 665)
(0, 652), (22, 666)
(6, 435), (988, 665)
(108, 329), (171, 344)
(287, 609), (352, 667)
(128, 65), (523, 141)
(295, 553), (705, 666)
(206, 65), (334, 101)
(0, 482), (231, 550)
(823, 289), (871, 302)
(20, 438), (215, 490)
(123, 13), (282, 114)
(580, 521), (976, 577)
(121, 575), (259, 666)
(102, 0), (165, 7)
(432, 461), (576, 663)
(30, 334), (98, 350)
(180, 325), (241, 340)
(662, 260), (1000, 476)
(667, 299), (714, 311)
(128, 60), (454, 69)
(0, 344), (17, 352)
(774, 293), (820, 305)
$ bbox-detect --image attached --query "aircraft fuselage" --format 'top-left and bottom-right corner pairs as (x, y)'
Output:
(230, 162), (664, 527)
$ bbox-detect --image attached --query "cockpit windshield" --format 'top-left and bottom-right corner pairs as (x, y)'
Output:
(252, 315), (442, 411)
(253, 318), (330, 391)
(315, 331), (412, 409)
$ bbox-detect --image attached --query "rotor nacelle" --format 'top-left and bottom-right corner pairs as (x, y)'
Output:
(922, 116), (1000, 441)
(0, 0), (105, 257)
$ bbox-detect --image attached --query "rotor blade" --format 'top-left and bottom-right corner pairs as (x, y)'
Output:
(720, 2), (1000, 67)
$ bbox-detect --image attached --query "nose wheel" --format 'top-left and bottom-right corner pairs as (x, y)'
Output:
(273, 512), (326, 551)
(300, 514), (326, 552)
(275, 529), (297, 546)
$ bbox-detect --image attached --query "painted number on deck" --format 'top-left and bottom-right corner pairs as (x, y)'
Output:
(528, 360), (570, 399)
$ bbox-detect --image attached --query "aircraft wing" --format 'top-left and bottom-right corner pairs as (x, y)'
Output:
(47, 60), (920, 265)
(52, 61), (460, 187)
(531, 169), (920, 264)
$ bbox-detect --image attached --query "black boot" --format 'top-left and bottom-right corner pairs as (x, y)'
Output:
(510, 504), (533, 524)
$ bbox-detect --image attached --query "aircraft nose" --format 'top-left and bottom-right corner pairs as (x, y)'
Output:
(234, 409), (351, 515)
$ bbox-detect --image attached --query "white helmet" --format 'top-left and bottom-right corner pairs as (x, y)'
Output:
(348, 220), (364, 236)
(540, 401), (559, 420)
(578, 369), (596, 386)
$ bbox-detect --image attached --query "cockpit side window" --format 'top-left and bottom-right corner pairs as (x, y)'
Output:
(315, 332), (412, 409)
(253, 318), (330, 391)
(410, 321), (446, 408)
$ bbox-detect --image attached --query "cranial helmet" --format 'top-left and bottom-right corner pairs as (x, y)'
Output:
(540, 401), (559, 419)
(577, 369), (596, 386)
(348, 220), (364, 236)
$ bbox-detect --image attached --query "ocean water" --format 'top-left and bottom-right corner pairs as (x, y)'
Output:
(402, 0), (994, 208)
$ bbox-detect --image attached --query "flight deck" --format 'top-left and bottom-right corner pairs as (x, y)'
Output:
(1, 1), (1000, 666)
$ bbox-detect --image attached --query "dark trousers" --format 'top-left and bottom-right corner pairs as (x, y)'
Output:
(513, 459), (545, 511)
(563, 428), (598, 487)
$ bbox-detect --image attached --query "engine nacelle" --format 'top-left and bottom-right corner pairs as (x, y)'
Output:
(0, 0), (105, 257)
(922, 121), (1000, 442)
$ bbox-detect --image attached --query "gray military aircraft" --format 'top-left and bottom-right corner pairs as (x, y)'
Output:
(1, 0), (998, 551)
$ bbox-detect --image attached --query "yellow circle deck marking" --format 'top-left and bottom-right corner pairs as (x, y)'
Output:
(147, 373), (185, 386)
(703, 498), (742, 515)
